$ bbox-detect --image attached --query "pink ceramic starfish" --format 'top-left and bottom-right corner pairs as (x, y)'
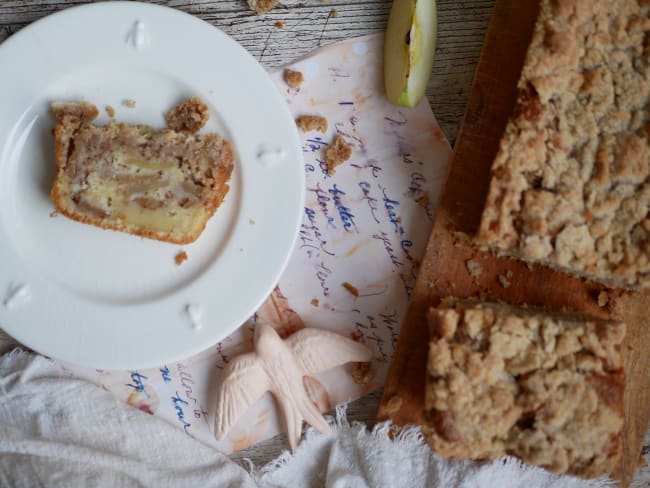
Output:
(211, 323), (372, 449)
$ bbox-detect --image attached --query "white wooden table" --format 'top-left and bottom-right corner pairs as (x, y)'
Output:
(1, 1), (648, 484)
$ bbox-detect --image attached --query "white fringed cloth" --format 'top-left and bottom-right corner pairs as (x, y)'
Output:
(0, 349), (615, 487)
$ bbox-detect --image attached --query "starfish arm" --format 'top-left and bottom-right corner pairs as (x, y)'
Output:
(286, 328), (373, 375)
(211, 353), (270, 440)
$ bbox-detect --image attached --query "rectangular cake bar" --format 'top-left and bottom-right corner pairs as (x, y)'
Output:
(477, 0), (650, 289)
(424, 298), (626, 478)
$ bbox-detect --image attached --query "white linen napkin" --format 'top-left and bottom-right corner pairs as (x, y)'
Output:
(0, 349), (617, 488)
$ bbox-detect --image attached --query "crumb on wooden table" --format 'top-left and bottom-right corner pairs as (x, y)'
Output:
(283, 69), (304, 88)
(122, 99), (136, 109)
(325, 135), (352, 174)
(329, 8), (338, 18)
(166, 97), (209, 133)
(465, 258), (483, 280)
(296, 115), (328, 133)
(351, 362), (373, 385)
(248, 0), (277, 15)
(105, 106), (115, 118)
(175, 251), (188, 266)
(274, 21), (283, 28)
(342, 281), (359, 297)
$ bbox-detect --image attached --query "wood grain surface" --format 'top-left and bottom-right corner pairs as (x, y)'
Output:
(378, 0), (650, 486)
(1, 0), (649, 484)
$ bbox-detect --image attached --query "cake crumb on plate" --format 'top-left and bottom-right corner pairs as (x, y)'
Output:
(175, 251), (188, 266)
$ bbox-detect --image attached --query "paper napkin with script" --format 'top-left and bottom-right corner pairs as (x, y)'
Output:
(60, 34), (451, 453)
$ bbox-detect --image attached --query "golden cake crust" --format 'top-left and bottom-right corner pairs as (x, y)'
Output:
(477, 0), (650, 289)
(423, 298), (626, 478)
(50, 101), (233, 244)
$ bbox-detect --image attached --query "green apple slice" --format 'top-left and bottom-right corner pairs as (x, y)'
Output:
(384, 0), (438, 107)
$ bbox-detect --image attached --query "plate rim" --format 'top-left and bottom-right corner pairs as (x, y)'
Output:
(0, 1), (305, 370)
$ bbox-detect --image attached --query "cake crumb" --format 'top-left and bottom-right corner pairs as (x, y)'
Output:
(465, 259), (483, 280)
(296, 115), (328, 133)
(311, 297), (319, 307)
(384, 394), (403, 414)
(325, 135), (352, 174)
(351, 362), (373, 385)
(329, 8), (338, 18)
(274, 21), (283, 29)
(175, 251), (188, 266)
(342, 282), (359, 297)
(283, 69), (304, 88)
(105, 105), (115, 118)
(49, 209), (59, 218)
(122, 99), (136, 109)
(598, 291), (609, 307)
(248, 0), (277, 15)
(166, 97), (209, 133)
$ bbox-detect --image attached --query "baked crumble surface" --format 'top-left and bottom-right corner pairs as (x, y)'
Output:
(165, 97), (210, 133)
(424, 299), (626, 478)
(477, 0), (650, 289)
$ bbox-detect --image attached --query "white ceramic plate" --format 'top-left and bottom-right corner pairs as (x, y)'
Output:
(0, 2), (304, 370)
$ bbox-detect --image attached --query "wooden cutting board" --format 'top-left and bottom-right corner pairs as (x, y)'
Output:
(377, 0), (650, 485)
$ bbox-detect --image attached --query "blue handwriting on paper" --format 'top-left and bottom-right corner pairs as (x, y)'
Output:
(309, 183), (337, 229)
(399, 240), (418, 298)
(127, 371), (149, 397)
(328, 185), (357, 231)
(407, 172), (426, 197)
(381, 187), (405, 236)
(300, 207), (335, 257)
(358, 182), (380, 224)
(171, 392), (191, 433)
(384, 112), (411, 155)
(177, 363), (198, 406)
(316, 261), (332, 297)
(372, 232), (403, 268)
(351, 159), (382, 178)
(380, 310), (400, 352)
(303, 137), (328, 153)
(214, 336), (233, 370)
(354, 316), (389, 362)
(159, 366), (172, 383)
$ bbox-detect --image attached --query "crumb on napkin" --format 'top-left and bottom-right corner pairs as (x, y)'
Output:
(325, 135), (352, 174)
(296, 115), (328, 133)
(284, 69), (304, 88)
